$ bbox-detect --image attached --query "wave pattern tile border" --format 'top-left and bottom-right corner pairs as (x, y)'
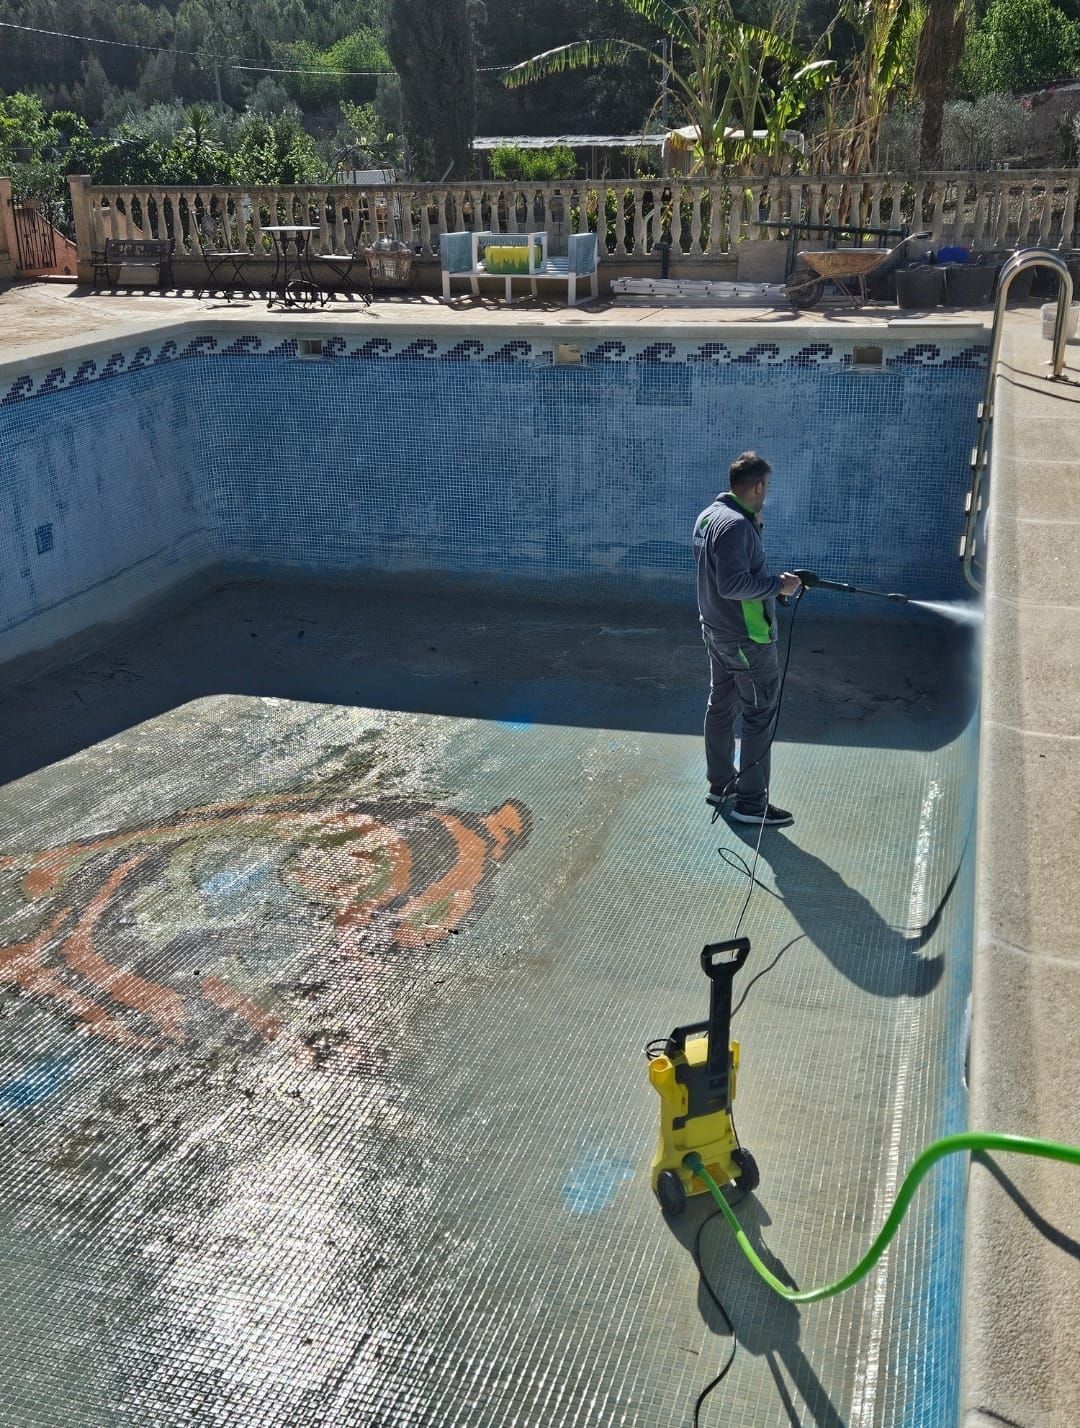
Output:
(1, 333), (988, 408)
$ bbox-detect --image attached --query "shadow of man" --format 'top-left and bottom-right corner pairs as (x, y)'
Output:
(725, 823), (945, 999)
(667, 1191), (848, 1428)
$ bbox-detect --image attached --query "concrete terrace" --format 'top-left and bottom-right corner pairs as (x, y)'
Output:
(0, 278), (995, 365)
(1, 280), (1077, 1427)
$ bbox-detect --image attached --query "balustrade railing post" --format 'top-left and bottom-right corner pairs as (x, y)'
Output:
(1038, 177), (1055, 245)
(669, 181), (684, 253)
(1016, 182), (1033, 247)
(1061, 176), (1079, 251)
(632, 183), (647, 255)
(972, 181), (991, 251)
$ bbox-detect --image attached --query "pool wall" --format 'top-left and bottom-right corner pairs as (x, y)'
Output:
(0, 327), (986, 664)
(1, 357), (216, 660)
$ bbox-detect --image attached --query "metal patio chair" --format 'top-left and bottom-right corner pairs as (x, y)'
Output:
(199, 215), (256, 302)
(320, 232), (373, 303)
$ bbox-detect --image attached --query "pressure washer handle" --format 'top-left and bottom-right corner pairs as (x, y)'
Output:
(793, 569), (856, 594)
(700, 939), (751, 979)
(701, 938), (749, 1096)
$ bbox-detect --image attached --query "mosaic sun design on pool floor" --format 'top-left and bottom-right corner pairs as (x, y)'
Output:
(0, 792), (531, 1052)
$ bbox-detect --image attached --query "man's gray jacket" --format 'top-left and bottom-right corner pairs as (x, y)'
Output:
(693, 491), (779, 645)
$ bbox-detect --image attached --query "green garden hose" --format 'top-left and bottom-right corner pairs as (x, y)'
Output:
(685, 1132), (1080, 1305)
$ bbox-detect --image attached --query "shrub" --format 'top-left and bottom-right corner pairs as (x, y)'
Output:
(962, 0), (1080, 96)
(879, 95), (1035, 169)
(282, 29), (389, 109)
(488, 144), (579, 181)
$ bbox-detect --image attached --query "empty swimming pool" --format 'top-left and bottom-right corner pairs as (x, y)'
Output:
(0, 324), (984, 1427)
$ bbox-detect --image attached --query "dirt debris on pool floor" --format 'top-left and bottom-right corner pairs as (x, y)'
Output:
(0, 578), (977, 1428)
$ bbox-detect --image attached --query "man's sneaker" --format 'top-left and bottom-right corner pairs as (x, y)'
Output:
(729, 803), (794, 828)
(705, 784), (732, 809)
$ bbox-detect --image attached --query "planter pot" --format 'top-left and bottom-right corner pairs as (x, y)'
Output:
(895, 265), (945, 309)
(944, 264), (996, 307)
(1031, 257), (1080, 298)
(866, 268), (897, 302)
(1002, 266), (1035, 302)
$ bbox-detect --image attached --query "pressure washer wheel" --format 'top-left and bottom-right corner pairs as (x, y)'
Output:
(731, 1147), (760, 1195)
(655, 1169), (687, 1217)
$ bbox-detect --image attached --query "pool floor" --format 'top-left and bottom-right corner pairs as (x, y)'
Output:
(0, 578), (978, 1428)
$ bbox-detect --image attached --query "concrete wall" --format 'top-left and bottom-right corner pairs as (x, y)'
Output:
(0, 178), (18, 282)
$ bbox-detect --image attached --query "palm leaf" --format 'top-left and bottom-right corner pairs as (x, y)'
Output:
(792, 58), (837, 87)
(723, 20), (804, 69)
(621, 0), (697, 47)
(502, 39), (649, 89)
(877, 0), (920, 87)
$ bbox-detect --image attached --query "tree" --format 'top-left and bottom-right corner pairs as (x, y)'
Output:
(915, 0), (967, 166)
(386, 0), (477, 179)
(503, 0), (834, 177)
(75, 56), (111, 124)
(335, 100), (403, 173)
(232, 113), (329, 183)
(282, 29), (390, 109)
(0, 0), (389, 122)
(962, 0), (1080, 96)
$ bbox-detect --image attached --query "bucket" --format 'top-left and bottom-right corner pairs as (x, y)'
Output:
(1041, 302), (1080, 340)
(895, 265), (945, 309)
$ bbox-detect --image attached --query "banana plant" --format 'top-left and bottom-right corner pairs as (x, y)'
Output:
(503, 0), (833, 177)
(830, 0), (922, 172)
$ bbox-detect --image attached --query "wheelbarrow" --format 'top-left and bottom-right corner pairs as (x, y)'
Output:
(784, 232), (930, 309)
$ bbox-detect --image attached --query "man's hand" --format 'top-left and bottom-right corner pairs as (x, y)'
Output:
(779, 572), (802, 598)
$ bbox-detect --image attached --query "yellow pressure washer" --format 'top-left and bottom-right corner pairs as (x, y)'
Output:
(648, 938), (759, 1217)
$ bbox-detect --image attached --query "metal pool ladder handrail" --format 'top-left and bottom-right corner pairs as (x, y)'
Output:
(961, 248), (1073, 591)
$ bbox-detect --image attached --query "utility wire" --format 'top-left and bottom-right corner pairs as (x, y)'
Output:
(0, 18), (511, 78)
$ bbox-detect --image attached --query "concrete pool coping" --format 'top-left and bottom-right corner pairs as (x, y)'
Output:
(2, 282), (1077, 1425)
(1, 278), (992, 381)
(963, 309), (1080, 1428)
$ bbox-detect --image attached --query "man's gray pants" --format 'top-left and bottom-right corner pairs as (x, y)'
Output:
(702, 627), (780, 815)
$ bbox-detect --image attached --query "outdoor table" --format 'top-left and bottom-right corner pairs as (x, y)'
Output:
(264, 224), (326, 309)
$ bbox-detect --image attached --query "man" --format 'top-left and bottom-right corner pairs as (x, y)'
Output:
(693, 451), (801, 828)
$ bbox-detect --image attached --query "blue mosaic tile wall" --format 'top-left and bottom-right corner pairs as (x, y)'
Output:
(0, 331), (985, 660)
(0, 359), (215, 660)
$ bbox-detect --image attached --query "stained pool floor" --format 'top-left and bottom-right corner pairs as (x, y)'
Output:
(0, 578), (978, 1428)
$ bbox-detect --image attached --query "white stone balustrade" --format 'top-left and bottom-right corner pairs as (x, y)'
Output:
(67, 171), (1080, 272)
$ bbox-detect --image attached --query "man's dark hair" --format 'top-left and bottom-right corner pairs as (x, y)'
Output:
(729, 451), (771, 491)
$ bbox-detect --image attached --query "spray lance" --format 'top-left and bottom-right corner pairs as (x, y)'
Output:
(792, 569), (909, 604)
